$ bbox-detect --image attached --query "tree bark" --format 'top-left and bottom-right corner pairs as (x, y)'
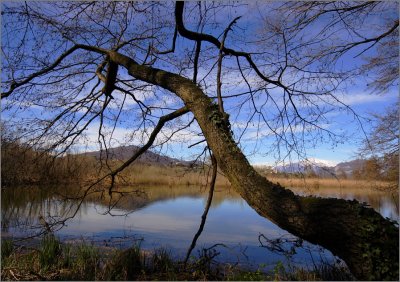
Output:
(107, 50), (398, 280)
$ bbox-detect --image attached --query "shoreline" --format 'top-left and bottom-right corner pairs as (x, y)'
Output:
(1, 234), (354, 281)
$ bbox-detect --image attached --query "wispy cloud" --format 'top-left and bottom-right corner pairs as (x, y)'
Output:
(238, 121), (330, 142)
(336, 92), (397, 106)
(71, 117), (203, 153)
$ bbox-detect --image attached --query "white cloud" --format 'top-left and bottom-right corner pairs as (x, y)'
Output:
(239, 121), (330, 142)
(337, 92), (397, 106)
(71, 116), (203, 153)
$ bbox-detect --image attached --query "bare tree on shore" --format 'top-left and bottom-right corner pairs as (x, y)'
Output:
(1, 2), (398, 279)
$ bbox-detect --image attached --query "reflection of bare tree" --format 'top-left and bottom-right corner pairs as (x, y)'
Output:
(1, 184), (242, 236)
(1, 186), (85, 236)
(258, 233), (355, 280)
(259, 233), (303, 259)
(184, 153), (217, 266)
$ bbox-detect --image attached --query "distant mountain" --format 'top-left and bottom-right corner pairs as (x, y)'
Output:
(273, 159), (366, 177)
(275, 161), (335, 177)
(81, 145), (192, 166)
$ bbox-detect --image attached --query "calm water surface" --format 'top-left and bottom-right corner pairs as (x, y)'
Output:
(2, 184), (398, 268)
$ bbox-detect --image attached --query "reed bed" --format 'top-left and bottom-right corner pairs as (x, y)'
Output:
(82, 161), (396, 192)
(86, 162), (231, 187)
(109, 163), (394, 191)
(267, 176), (396, 190)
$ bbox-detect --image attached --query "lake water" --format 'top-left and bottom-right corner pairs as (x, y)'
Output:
(1, 184), (398, 269)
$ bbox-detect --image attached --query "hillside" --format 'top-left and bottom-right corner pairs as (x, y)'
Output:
(334, 159), (366, 175)
(80, 145), (368, 176)
(81, 145), (192, 166)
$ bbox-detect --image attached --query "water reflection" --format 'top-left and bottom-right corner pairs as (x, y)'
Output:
(1, 184), (398, 268)
(289, 186), (399, 221)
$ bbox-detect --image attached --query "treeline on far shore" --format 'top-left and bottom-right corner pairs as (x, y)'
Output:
(1, 139), (397, 190)
(0, 140), (229, 187)
(1, 140), (92, 186)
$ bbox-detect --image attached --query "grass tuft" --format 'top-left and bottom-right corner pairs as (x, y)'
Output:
(39, 234), (62, 270)
(72, 243), (100, 280)
(105, 244), (144, 281)
(1, 239), (14, 262)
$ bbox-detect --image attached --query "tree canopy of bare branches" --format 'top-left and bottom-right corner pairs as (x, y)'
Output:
(1, 2), (398, 280)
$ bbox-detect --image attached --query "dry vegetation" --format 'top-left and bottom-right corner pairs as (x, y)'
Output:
(0, 140), (231, 187)
(266, 176), (396, 191)
(1, 139), (395, 191)
(75, 157), (394, 191)
(103, 162), (231, 187)
(110, 164), (396, 192)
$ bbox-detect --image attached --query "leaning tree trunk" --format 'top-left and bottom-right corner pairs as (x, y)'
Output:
(109, 51), (399, 280)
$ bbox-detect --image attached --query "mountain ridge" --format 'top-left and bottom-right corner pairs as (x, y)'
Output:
(79, 145), (366, 176)
(270, 159), (366, 177)
(80, 145), (192, 166)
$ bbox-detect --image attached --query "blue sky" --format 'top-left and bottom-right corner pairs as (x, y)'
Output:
(1, 1), (398, 167)
(163, 83), (398, 167)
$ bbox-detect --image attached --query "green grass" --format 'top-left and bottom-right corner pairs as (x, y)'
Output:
(1, 239), (14, 263)
(1, 237), (354, 281)
(105, 244), (144, 280)
(39, 234), (62, 270)
(71, 243), (100, 280)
